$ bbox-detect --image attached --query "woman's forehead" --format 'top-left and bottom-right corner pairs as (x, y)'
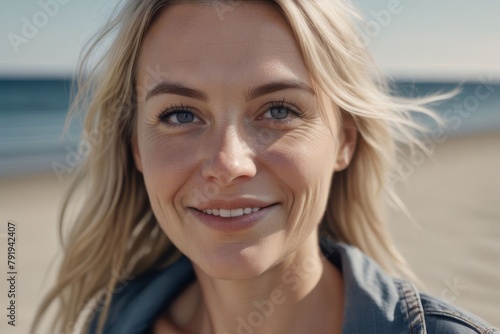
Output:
(136, 1), (312, 94)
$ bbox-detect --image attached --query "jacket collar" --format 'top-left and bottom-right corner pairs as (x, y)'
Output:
(320, 238), (424, 333)
(90, 238), (424, 333)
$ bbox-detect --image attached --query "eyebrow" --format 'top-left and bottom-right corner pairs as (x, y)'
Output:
(146, 83), (208, 102)
(247, 80), (315, 100)
(145, 79), (315, 102)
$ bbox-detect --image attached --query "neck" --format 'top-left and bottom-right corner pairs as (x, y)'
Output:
(188, 234), (344, 334)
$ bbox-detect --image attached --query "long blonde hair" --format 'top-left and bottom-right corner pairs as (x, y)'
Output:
(32, 0), (452, 333)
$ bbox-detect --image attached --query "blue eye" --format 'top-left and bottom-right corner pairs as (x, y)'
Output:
(269, 106), (289, 119)
(158, 105), (201, 126)
(261, 101), (303, 124)
(170, 111), (195, 123)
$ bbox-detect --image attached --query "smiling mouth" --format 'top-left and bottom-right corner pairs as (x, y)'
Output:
(201, 207), (262, 217)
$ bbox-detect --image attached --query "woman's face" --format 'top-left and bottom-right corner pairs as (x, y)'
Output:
(134, 2), (354, 279)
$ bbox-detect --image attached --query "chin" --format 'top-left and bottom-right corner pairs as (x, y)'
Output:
(194, 241), (277, 280)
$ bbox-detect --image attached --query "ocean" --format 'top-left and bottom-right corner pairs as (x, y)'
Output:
(1, 78), (499, 177)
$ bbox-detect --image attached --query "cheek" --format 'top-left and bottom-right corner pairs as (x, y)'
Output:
(266, 127), (337, 184)
(140, 131), (195, 172)
(138, 129), (200, 209)
(137, 130), (204, 246)
(263, 127), (336, 234)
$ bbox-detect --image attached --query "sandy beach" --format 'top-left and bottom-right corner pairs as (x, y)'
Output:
(0, 132), (499, 333)
(388, 131), (500, 327)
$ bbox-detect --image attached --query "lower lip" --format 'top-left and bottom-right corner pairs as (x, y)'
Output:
(188, 205), (276, 232)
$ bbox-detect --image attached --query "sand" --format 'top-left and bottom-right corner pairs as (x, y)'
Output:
(388, 132), (500, 327)
(0, 132), (498, 333)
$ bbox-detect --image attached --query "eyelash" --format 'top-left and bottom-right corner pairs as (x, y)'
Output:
(157, 102), (197, 127)
(265, 99), (304, 125)
(157, 99), (305, 127)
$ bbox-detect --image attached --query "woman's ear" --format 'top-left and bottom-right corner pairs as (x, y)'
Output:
(132, 134), (143, 173)
(334, 116), (358, 172)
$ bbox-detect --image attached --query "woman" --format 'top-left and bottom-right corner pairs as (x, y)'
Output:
(32, 0), (498, 333)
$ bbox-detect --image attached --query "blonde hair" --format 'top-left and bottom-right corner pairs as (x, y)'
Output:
(32, 0), (453, 333)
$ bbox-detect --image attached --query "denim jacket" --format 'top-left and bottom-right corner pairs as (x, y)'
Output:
(88, 238), (499, 333)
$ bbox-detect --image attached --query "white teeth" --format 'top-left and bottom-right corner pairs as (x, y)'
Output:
(202, 207), (262, 217)
(219, 209), (231, 217)
(231, 208), (244, 217)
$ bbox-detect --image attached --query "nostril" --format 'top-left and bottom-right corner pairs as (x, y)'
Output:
(201, 151), (257, 184)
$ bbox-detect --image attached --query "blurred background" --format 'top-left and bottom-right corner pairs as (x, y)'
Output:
(0, 0), (499, 332)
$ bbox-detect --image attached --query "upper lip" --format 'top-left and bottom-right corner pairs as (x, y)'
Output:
(191, 199), (276, 211)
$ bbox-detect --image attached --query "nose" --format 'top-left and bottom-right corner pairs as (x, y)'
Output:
(201, 125), (257, 186)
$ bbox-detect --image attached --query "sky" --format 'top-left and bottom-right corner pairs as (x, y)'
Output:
(0, 0), (499, 81)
